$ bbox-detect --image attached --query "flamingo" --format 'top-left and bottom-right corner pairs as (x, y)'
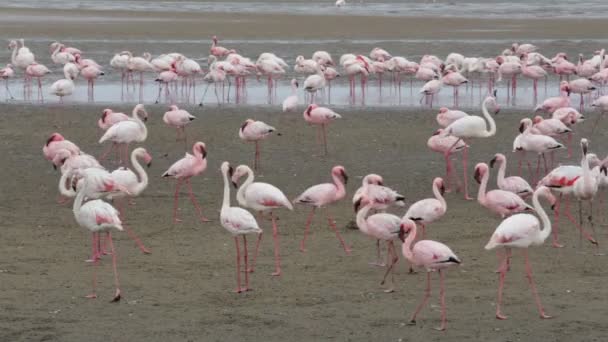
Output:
(0, 63), (15, 100)
(231, 164), (293, 276)
(163, 105), (196, 146)
(49, 65), (78, 103)
(436, 107), (468, 128)
(282, 78), (299, 112)
(109, 147), (153, 254)
(98, 104), (147, 131)
(518, 118), (565, 181)
(474, 162), (533, 218)
(441, 69), (468, 108)
(155, 69), (178, 104)
(127, 52), (154, 101)
(303, 65), (326, 103)
(200, 60), (227, 105)
(43, 133), (81, 165)
(568, 78), (596, 111)
(427, 129), (467, 192)
(239, 119), (275, 170)
(442, 93), (499, 199)
(419, 79), (442, 107)
(49, 41), (81, 56)
(356, 203), (401, 292)
(303, 104), (341, 155)
(110, 51), (131, 97)
(403, 177), (447, 239)
(352, 174), (405, 266)
(210, 36), (235, 57)
(80, 65), (104, 102)
(312, 51), (334, 67)
(53, 150), (103, 175)
(496, 56), (521, 100)
(72, 175), (123, 302)
(521, 54), (548, 102)
(8, 39), (35, 97)
(99, 104), (148, 164)
(161, 142), (210, 224)
(534, 81), (570, 113)
(24, 63), (50, 101)
(294, 56), (319, 74)
(294, 165), (351, 255)
(175, 55), (202, 102)
(219, 161), (262, 293)
(485, 186), (555, 320)
(490, 153), (533, 198)
(398, 218), (461, 331)
(50, 43), (75, 65)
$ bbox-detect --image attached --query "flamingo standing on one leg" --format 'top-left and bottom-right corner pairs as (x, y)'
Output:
(294, 165), (351, 255)
(485, 186), (555, 320)
(356, 203), (401, 292)
(219, 162), (262, 293)
(72, 176), (123, 302)
(398, 218), (461, 331)
(303, 104), (341, 155)
(231, 165), (293, 276)
(162, 142), (210, 224)
(239, 119), (275, 171)
(442, 93), (499, 199)
(163, 105), (196, 147)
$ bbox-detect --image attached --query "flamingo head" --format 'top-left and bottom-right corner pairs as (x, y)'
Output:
(581, 138), (589, 155)
(304, 104), (317, 116)
(398, 218), (416, 242)
(212, 35), (218, 43)
(192, 142), (207, 159)
(495, 56), (504, 65)
(432, 129), (443, 136)
(489, 153), (505, 168)
(532, 115), (543, 124)
(46, 132), (64, 146)
(101, 109), (112, 122)
(438, 107), (449, 114)
(519, 118), (532, 133)
(473, 163), (488, 184)
(240, 119), (254, 132)
(434, 177), (446, 196)
(8, 40), (17, 50)
(168, 104), (179, 111)
(231, 164), (251, 186)
(291, 78), (299, 88)
(331, 165), (348, 185)
(363, 174), (383, 186)
(134, 147), (152, 167)
(134, 104), (148, 122)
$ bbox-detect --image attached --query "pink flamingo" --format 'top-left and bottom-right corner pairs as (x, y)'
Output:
(8, 39), (35, 98)
(518, 118), (565, 181)
(200, 61), (227, 105)
(303, 104), (341, 155)
(163, 105), (196, 146)
(232, 164), (293, 276)
(312, 50), (334, 67)
(303, 65), (327, 104)
(490, 153), (533, 198)
(485, 186), (554, 320)
(72, 176), (123, 302)
(534, 81), (570, 113)
(323, 66), (340, 101)
(155, 69), (178, 104)
(99, 104), (147, 165)
(576, 54), (598, 78)
(343, 55), (370, 102)
(162, 142), (210, 224)
(352, 174), (405, 266)
(356, 203), (401, 292)
(496, 56), (522, 101)
(398, 218), (461, 331)
(127, 52), (154, 102)
(441, 69), (468, 108)
(110, 51), (131, 98)
(175, 55), (201, 102)
(521, 54), (547, 103)
(25, 63), (51, 101)
(43, 133), (80, 164)
(239, 119), (275, 170)
(49, 66), (77, 104)
(294, 165), (351, 255)
(282, 78), (299, 112)
(0, 63), (15, 100)
(403, 177), (447, 239)
(442, 94), (499, 199)
(427, 129), (467, 192)
(568, 78), (596, 111)
(553, 53), (576, 82)
(80, 65), (104, 102)
(219, 162), (262, 293)
(210, 36), (235, 57)
(419, 79), (442, 107)
(436, 107), (468, 128)
(255, 55), (285, 103)
(474, 163), (533, 217)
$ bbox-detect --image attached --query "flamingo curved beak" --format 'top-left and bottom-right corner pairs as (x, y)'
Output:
(489, 157), (497, 168)
(473, 168), (482, 184)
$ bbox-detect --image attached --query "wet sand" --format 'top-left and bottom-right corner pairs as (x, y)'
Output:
(1, 103), (608, 341)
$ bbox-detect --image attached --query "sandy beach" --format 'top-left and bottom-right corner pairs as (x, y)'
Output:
(1, 103), (608, 341)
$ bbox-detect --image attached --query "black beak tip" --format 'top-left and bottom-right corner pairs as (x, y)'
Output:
(147, 162), (152, 168)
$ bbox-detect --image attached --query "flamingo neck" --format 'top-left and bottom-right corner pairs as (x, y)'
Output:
(581, 152), (591, 191)
(496, 159), (507, 188)
(432, 181), (447, 212)
(236, 169), (254, 206)
(331, 173), (346, 199)
(477, 170), (489, 204)
(73, 184), (85, 218)
(534, 190), (552, 243)
(59, 170), (76, 198)
(221, 168), (231, 212)
(355, 204), (371, 235)
(481, 97), (497, 137)
(10, 45), (17, 65)
(52, 44), (62, 57)
(402, 224), (417, 263)
(131, 153), (148, 196)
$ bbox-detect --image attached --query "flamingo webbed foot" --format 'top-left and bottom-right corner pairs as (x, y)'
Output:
(85, 293), (97, 299)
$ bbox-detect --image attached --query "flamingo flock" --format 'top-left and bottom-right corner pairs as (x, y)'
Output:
(32, 37), (608, 333)
(3, 38), (608, 115)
